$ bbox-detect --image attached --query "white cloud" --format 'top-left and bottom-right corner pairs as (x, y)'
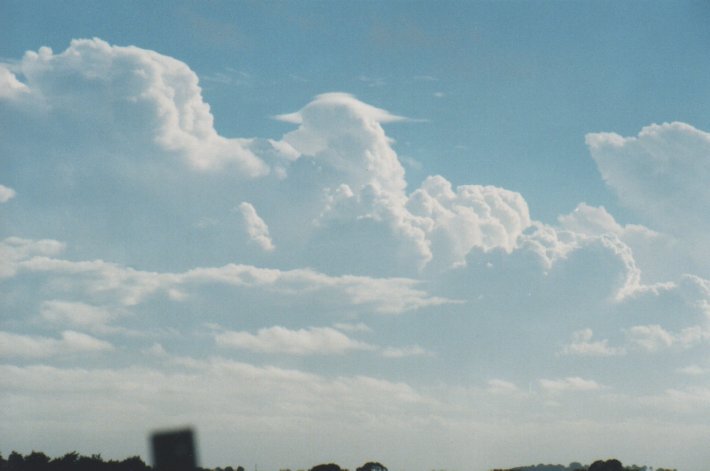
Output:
(586, 122), (710, 228)
(182, 264), (455, 314)
(40, 300), (116, 331)
(14, 39), (268, 176)
(559, 203), (693, 283)
(637, 386), (710, 414)
(486, 379), (521, 395)
(627, 319), (710, 353)
(539, 376), (602, 393)
(627, 324), (675, 352)
(277, 92), (408, 126)
(562, 328), (624, 357)
(9, 239), (455, 315)
(2, 36), (710, 471)
(0, 65), (29, 99)
(0, 184), (16, 202)
(237, 202), (275, 252)
(521, 220), (657, 301)
(273, 94), (412, 243)
(0, 237), (65, 279)
(586, 122), (710, 273)
(407, 175), (531, 270)
(215, 326), (374, 355)
(0, 330), (113, 358)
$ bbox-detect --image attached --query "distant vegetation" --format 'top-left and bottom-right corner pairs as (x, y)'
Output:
(0, 453), (676, 471)
(492, 459), (676, 471)
(0, 452), (150, 471)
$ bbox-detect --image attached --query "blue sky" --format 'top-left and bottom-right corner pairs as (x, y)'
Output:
(1, 2), (710, 471)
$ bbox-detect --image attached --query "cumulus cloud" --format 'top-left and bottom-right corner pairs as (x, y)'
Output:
(519, 220), (653, 301)
(3, 41), (538, 277)
(40, 300), (116, 332)
(407, 175), (531, 270)
(237, 202), (275, 252)
(215, 326), (374, 355)
(0, 330), (113, 358)
(0, 184), (16, 202)
(627, 324), (675, 352)
(0, 66), (29, 99)
(12, 39), (268, 176)
(561, 329), (624, 357)
(587, 122), (710, 272)
(587, 122), (710, 227)
(627, 320), (710, 353)
(274, 93), (531, 274)
(0, 237), (65, 279)
(559, 203), (696, 283)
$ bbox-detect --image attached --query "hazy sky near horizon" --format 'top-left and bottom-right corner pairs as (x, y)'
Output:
(2, 2), (710, 471)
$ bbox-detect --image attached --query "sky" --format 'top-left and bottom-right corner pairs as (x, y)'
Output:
(1, 1), (710, 470)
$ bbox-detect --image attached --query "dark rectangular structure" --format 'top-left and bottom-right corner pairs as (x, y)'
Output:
(151, 428), (198, 471)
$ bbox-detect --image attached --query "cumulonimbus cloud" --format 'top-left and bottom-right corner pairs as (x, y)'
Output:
(7, 38), (269, 176)
(586, 122), (710, 274)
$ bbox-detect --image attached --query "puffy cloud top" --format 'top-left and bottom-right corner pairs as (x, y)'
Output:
(408, 175), (531, 270)
(587, 122), (710, 238)
(278, 92), (409, 197)
(0, 66), (29, 99)
(13, 38), (269, 176)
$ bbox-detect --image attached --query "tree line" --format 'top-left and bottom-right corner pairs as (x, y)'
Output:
(0, 453), (389, 471)
(493, 458), (676, 471)
(0, 452), (150, 471)
(1, 453), (677, 471)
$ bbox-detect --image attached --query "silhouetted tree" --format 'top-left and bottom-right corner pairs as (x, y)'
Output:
(75, 454), (104, 471)
(23, 452), (50, 471)
(589, 460), (622, 471)
(50, 452), (80, 471)
(118, 456), (150, 471)
(7, 452), (25, 471)
(310, 463), (341, 471)
(356, 463), (387, 471)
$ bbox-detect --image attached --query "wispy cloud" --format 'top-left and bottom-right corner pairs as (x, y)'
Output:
(215, 325), (375, 355)
(380, 345), (433, 358)
(238, 202), (275, 252)
(0, 184), (16, 202)
(0, 330), (113, 358)
(561, 329), (624, 357)
(539, 377), (603, 393)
